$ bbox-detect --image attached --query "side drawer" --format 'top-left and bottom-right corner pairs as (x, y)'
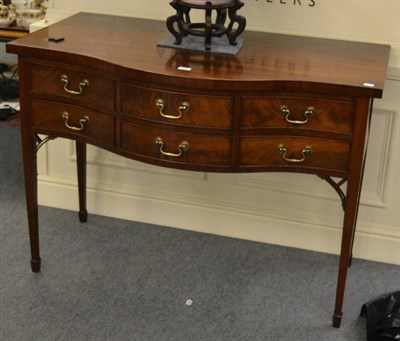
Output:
(30, 63), (115, 109)
(121, 122), (231, 167)
(121, 84), (232, 128)
(240, 136), (350, 172)
(242, 97), (355, 134)
(31, 100), (115, 147)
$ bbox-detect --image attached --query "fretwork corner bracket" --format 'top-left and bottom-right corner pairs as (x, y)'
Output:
(318, 175), (347, 210)
(34, 134), (56, 153)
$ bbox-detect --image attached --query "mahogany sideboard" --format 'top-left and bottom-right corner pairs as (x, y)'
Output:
(6, 13), (390, 328)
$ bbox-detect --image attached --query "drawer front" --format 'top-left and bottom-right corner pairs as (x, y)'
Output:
(240, 136), (350, 172)
(121, 84), (232, 128)
(30, 63), (115, 109)
(31, 100), (115, 146)
(242, 97), (354, 133)
(121, 122), (231, 166)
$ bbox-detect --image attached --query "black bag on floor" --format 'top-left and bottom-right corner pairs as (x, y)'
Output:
(360, 291), (400, 341)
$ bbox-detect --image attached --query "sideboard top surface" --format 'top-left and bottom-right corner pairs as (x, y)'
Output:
(7, 12), (390, 97)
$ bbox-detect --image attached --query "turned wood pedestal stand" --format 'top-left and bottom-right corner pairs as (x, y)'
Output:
(167, 0), (246, 50)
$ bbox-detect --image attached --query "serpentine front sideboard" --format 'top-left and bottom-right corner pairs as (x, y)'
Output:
(6, 13), (390, 328)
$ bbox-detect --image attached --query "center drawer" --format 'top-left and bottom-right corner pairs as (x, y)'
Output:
(121, 122), (231, 167)
(121, 84), (233, 128)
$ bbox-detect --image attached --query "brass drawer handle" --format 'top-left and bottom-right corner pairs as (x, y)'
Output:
(61, 74), (90, 95)
(155, 99), (190, 120)
(280, 105), (315, 125)
(277, 144), (312, 163)
(62, 112), (89, 131)
(155, 137), (189, 157)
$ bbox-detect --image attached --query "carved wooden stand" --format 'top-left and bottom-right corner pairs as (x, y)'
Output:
(166, 0), (246, 50)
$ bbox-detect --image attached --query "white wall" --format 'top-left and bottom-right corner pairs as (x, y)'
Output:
(33, 0), (400, 264)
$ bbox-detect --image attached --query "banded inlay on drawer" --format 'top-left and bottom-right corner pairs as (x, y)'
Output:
(121, 84), (232, 128)
(29, 63), (115, 109)
(121, 122), (231, 166)
(242, 97), (355, 133)
(240, 136), (350, 173)
(31, 100), (115, 146)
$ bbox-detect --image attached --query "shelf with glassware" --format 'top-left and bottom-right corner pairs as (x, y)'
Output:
(0, 24), (27, 42)
(0, 0), (48, 41)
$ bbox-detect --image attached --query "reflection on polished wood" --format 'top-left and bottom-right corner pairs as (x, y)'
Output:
(6, 13), (390, 329)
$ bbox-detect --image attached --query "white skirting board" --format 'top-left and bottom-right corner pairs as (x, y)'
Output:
(36, 172), (399, 265)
